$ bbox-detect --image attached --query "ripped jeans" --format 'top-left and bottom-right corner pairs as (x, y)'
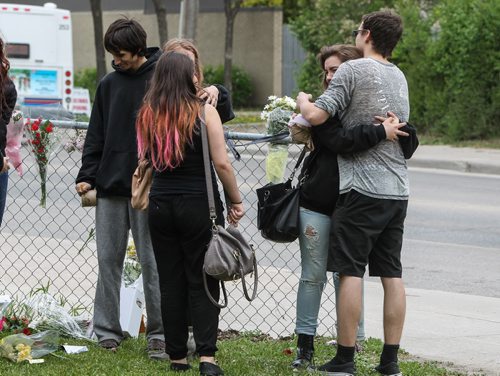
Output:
(295, 207), (330, 335)
(295, 207), (365, 341)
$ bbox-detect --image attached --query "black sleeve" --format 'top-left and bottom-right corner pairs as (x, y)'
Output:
(1, 79), (17, 126)
(398, 122), (419, 159)
(75, 84), (105, 187)
(213, 84), (235, 124)
(312, 117), (386, 155)
(0, 79), (17, 170)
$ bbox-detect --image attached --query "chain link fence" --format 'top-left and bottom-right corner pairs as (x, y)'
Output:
(0, 120), (338, 339)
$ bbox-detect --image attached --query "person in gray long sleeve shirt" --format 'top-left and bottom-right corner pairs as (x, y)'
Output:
(297, 11), (411, 376)
(315, 58), (410, 200)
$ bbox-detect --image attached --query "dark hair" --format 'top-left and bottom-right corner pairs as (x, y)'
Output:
(362, 11), (403, 58)
(136, 52), (201, 171)
(104, 18), (147, 56)
(317, 44), (362, 89)
(0, 38), (10, 114)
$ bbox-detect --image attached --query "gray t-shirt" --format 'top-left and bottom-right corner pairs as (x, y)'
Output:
(315, 58), (410, 200)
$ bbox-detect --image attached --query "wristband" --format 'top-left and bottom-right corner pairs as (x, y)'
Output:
(231, 201), (242, 205)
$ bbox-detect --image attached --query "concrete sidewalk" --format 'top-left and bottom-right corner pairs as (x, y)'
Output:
(405, 145), (500, 175)
(363, 281), (500, 376)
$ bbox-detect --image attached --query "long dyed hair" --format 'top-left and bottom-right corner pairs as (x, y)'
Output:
(136, 51), (201, 171)
(162, 38), (203, 88)
(0, 38), (10, 114)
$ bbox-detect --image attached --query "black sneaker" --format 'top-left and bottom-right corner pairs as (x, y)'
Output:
(199, 361), (224, 376)
(314, 359), (355, 376)
(375, 362), (402, 376)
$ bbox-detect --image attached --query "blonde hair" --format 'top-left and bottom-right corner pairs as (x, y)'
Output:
(163, 38), (204, 87)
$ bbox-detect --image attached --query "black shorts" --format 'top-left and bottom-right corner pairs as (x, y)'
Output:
(330, 190), (408, 278)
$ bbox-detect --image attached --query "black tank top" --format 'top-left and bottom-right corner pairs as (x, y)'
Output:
(149, 121), (219, 198)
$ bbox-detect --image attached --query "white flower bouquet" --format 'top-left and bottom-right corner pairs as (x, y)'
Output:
(261, 96), (296, 183)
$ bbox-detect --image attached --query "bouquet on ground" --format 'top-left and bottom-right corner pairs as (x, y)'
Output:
(23, 293), (88, 340)
(261, 96), (296, 183)
(24, 117), (61, 208)
(0, 331), (59, 363)
(5, 111), (24, 176)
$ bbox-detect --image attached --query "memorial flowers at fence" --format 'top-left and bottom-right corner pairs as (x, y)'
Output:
(261, 95), (296, 183)
(25, 117), (60, 208)
(63, 129), (86, 153)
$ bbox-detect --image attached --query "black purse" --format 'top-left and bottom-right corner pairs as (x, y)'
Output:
(256, 148), (308, 243)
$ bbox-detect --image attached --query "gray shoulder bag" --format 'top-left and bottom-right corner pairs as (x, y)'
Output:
(200, 106), (258, 309)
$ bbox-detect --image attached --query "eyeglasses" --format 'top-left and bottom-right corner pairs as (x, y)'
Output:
(352, 29), (367, 38)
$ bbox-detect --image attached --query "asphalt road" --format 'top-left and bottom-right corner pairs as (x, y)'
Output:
(3, 147), (500, 300)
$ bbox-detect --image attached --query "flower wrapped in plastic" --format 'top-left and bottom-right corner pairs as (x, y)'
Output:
(288, 114), (314, 151)
(24, 117), (62, 208)
(23, 294), (88, 340)
(5, 111), (24, 176)
(64, 129), (86, 153)
(123, 241), (141, 287)
(0, 331), (59, 362)
(261, 96), (296, 183)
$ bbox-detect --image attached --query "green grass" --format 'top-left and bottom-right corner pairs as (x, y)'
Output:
(0, 333), (473, 375)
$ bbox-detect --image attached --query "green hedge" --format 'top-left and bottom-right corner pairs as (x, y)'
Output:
(203, 65), (253, 108)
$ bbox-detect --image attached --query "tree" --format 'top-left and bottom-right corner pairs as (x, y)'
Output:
(223, 0), (243, 94)
(151, 0), (168, 45)
(179, 0), (199, 40)
(89, 0), (106, 81)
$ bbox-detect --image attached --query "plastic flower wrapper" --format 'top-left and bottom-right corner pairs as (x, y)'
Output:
(123, 240), (142, 287)
(288, 114), (314, 151)
(22, 105), (73, 208)
(0, 330), (59, 362)
(23, 293), (89, 340)
(5, 111), (24, 176)
(265, 107), (294, 183)
(64, 129), (86, 153)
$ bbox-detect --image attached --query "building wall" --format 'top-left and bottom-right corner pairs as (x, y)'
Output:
(72, 9), (283, 105)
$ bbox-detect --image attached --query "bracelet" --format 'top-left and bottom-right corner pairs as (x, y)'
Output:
(231, 201), (242, 205)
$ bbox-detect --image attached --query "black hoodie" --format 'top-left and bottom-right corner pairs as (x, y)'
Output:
(76, 47), (234, 198)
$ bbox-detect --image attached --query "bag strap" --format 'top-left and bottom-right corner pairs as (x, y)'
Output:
(199, 106), (218, 222)
(285, 147), (308, 183)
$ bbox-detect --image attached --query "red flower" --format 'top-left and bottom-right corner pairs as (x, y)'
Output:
(35, 132), (41, 139)
(22, 327), (31, 335)
(282, 348), (293, 355)
(32, 139), (40, 145)
(46, 125), (53, 133)
(32, 124), (39, 131)
(38, 147), (45, 153)
(0, 317), (5, 331)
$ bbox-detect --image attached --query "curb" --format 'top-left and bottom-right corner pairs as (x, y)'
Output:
(408, 158), (500, 176)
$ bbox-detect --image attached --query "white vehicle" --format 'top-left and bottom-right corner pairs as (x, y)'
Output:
(0, 2), (73, 110)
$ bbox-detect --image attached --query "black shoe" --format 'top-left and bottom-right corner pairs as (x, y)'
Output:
(200, 361), (224, 376)
(170, 362), (192, 372)
(291, 334), (315, 371)
(315, 359), (355, 376)
(375, 362), (402, 376)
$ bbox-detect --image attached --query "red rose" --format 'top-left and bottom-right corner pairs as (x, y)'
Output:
(32, 124), (39, 131)
(22, 327), (31, 335)
(35, 132), (41, 138)
(46, 125), (53, 133)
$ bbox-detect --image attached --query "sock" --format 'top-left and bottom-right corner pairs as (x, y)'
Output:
(380, 344), (400, 365)
(334, 344), (355, 364)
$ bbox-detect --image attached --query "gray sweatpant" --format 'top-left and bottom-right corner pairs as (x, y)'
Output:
(93, 196), (163, 343)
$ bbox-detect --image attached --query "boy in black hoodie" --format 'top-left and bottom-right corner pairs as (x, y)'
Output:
(75, 18), (234, 358)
